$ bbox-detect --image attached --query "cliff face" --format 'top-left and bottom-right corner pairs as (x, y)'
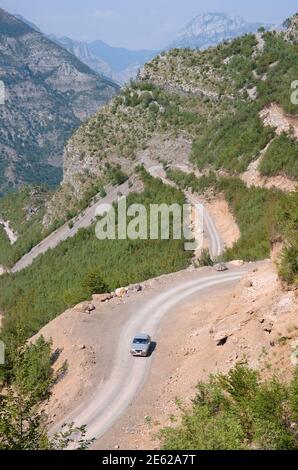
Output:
(0, 8), (119, 194)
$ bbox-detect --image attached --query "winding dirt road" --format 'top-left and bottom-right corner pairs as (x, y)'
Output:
(187, 192), (222, 257)
(148, 165), (223, 258)
(54, 267), (250, 444)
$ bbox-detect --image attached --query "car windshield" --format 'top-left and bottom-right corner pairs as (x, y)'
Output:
(133, 338), (148, 345)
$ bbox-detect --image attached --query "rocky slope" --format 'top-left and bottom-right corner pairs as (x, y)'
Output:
(284, 13), (298, 43)
(170, 13), (272, 49)
(49, 36), (117, 83)
(0, 8), (119, 194)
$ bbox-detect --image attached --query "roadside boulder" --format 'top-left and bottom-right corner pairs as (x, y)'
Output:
(74, 302), (96, 314)
(74, 302), (89, 313)
(214, 263), (228, 272)
(92, 293), (113, 303)
(127, 284), (143, 293)
(84, 303), (96, 314)
(115, 287), (127, 298)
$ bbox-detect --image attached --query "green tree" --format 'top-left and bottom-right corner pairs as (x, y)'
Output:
(13, 336), (54, 403)
(0, 335), (92, 450)
(82, 268), (109, 297)
(0, 388), (92, 450)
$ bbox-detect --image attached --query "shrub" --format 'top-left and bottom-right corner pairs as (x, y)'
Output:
(278, 190), (298, 285)
(82, 269), (109, 296)
(105, 164), (128, 186)
(159, 363), (298, 450)
(12, 337), (54, 403)
(197, 249), (214, 267)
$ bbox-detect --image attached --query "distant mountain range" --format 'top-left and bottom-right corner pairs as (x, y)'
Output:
(15, 12), (273, 86)
(0, 8), (119, 194)
(14, 14), (157, 85)
(170, 13), (272, 49)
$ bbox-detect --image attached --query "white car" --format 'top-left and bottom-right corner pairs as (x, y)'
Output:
(130, 334), (152, 357)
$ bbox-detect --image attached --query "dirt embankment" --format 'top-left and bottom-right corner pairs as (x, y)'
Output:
(241, 151), (298, 192)
(260, 104), (298, 139)
(201, 194), (240, 250)
(241, 104), (298, 193)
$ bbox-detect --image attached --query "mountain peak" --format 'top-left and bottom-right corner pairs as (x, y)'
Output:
(170, 12), (271, 49)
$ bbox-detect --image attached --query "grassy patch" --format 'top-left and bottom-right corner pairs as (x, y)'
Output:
(259, 133), (298, 180)
(278, 190), (298, 285)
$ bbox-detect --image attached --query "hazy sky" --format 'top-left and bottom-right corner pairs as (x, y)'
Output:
(1, 0), (297, 49)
